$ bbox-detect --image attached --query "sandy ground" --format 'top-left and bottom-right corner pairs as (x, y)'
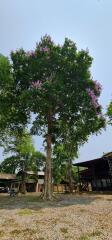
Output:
(0, 193), (112, 240)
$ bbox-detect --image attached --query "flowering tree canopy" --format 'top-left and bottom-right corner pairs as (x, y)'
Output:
(8, 35), (105, 199)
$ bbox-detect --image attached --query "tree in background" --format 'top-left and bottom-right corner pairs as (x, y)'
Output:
(2, 35), (105, 199)
(53, 110), (105, 193)
(0, 156), (20, 174)
(0, 54), (13, 146)
(53, 144), (68, 185)
(0, 130), (45, 193)
(53, 142), (78, 189)
(107, 102), (112, 124)
(0, 53), (29, 152)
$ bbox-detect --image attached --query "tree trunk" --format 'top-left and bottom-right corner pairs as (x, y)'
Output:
(20, 181), (26, 194)
(68, 158), (73, 193)
(43, 111), (52, 200)
(20, 172), (26, 194)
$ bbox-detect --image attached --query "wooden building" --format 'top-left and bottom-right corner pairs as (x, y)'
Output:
(0, 173), (16, 191)
(10, 170), (45, 193)
(74, 152), (112, 191)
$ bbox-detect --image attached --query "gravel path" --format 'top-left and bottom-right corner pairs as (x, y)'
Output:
(0, 193), (112, 240)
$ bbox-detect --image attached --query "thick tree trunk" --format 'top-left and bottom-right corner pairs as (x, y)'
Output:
(20, 172), (26, 194)
(68, 158), (73, 193)
(43, 111), (52, 200)
(20, 181), (26, 194)
(19, 164), (26, 194)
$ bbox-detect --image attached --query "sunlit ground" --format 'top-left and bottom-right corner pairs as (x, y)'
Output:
(0, 193), (112, 240)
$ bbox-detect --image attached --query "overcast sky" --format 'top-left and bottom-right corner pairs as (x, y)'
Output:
(0, 0), (112, 162)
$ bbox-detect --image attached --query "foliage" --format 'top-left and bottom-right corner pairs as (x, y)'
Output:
(53, 144), (68, 184)
(0, 54), (28, 150)
(0, 130), (45, 174)
(0, 151), (45, 174)
(0, 156), (20, 173)
(107, 101), (112, 124)
(0, 35), (105, 199)
(10, 35), (105, 140)
(52, 115), (104, 187)
(0, 54), (12, 145)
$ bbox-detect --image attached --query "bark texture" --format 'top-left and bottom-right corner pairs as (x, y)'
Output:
(43, 111), (53, 200)
(20, 172), (26, 194)
(68, 158), (73, 193)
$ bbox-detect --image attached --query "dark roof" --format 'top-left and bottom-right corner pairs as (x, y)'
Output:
(74, 151), (112, 168)
(102, 152), (112, 158)
(74, 157), (104, 167)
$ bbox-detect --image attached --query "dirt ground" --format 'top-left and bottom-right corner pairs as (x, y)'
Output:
(0, 193), (112, 240)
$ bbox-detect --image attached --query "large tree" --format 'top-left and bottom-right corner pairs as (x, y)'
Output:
(9, 35), (104, 199)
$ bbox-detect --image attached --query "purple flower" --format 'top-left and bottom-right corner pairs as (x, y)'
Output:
(31, 80), (42, 89)
(40, 47), (49, 52)
(93, 80), (102, 94)
(86, 88), (100, 109)
(26, 50), (35, 57)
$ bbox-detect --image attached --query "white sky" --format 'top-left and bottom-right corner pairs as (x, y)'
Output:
(0, 0), (112, 162)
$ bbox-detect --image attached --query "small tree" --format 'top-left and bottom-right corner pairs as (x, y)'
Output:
(0, 130), (45, 193)
(9, 35), (105, 199)
(53, 109), (105, 193)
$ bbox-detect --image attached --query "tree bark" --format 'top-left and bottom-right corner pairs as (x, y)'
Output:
(20, 181), (26, 194)
(43, 111), (52, 200)
(68, 158), (73, 193)
(20, 172), (26, 194)
(20, 160), (26, 194)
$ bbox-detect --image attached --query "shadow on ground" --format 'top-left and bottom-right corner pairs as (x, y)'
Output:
(0, 193), (107, 211)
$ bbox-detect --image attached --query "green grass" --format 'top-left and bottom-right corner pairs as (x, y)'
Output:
(24, 195), (41, 202)
(17, 208), (33, 216)
(79, 236), (89, 240)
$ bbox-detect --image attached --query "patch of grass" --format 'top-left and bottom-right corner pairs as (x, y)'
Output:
(38, 238), (45, 240)
(24, 195), (42, 203)
(79, 230), (102, 240)
(79, 208), (86, 212)
(11, 229), (22, 235)
(0, 230), (4, 237)
(79, 236), (89, 240)
(2, 218), (18, 227)
(60, 227), (68, 234)
(89, 230), (102, 237)
(11, 228), (36, 236)
(17, 209), (33, 216)
(22, 228), (36, 234)
(52, 218), (60, 224)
